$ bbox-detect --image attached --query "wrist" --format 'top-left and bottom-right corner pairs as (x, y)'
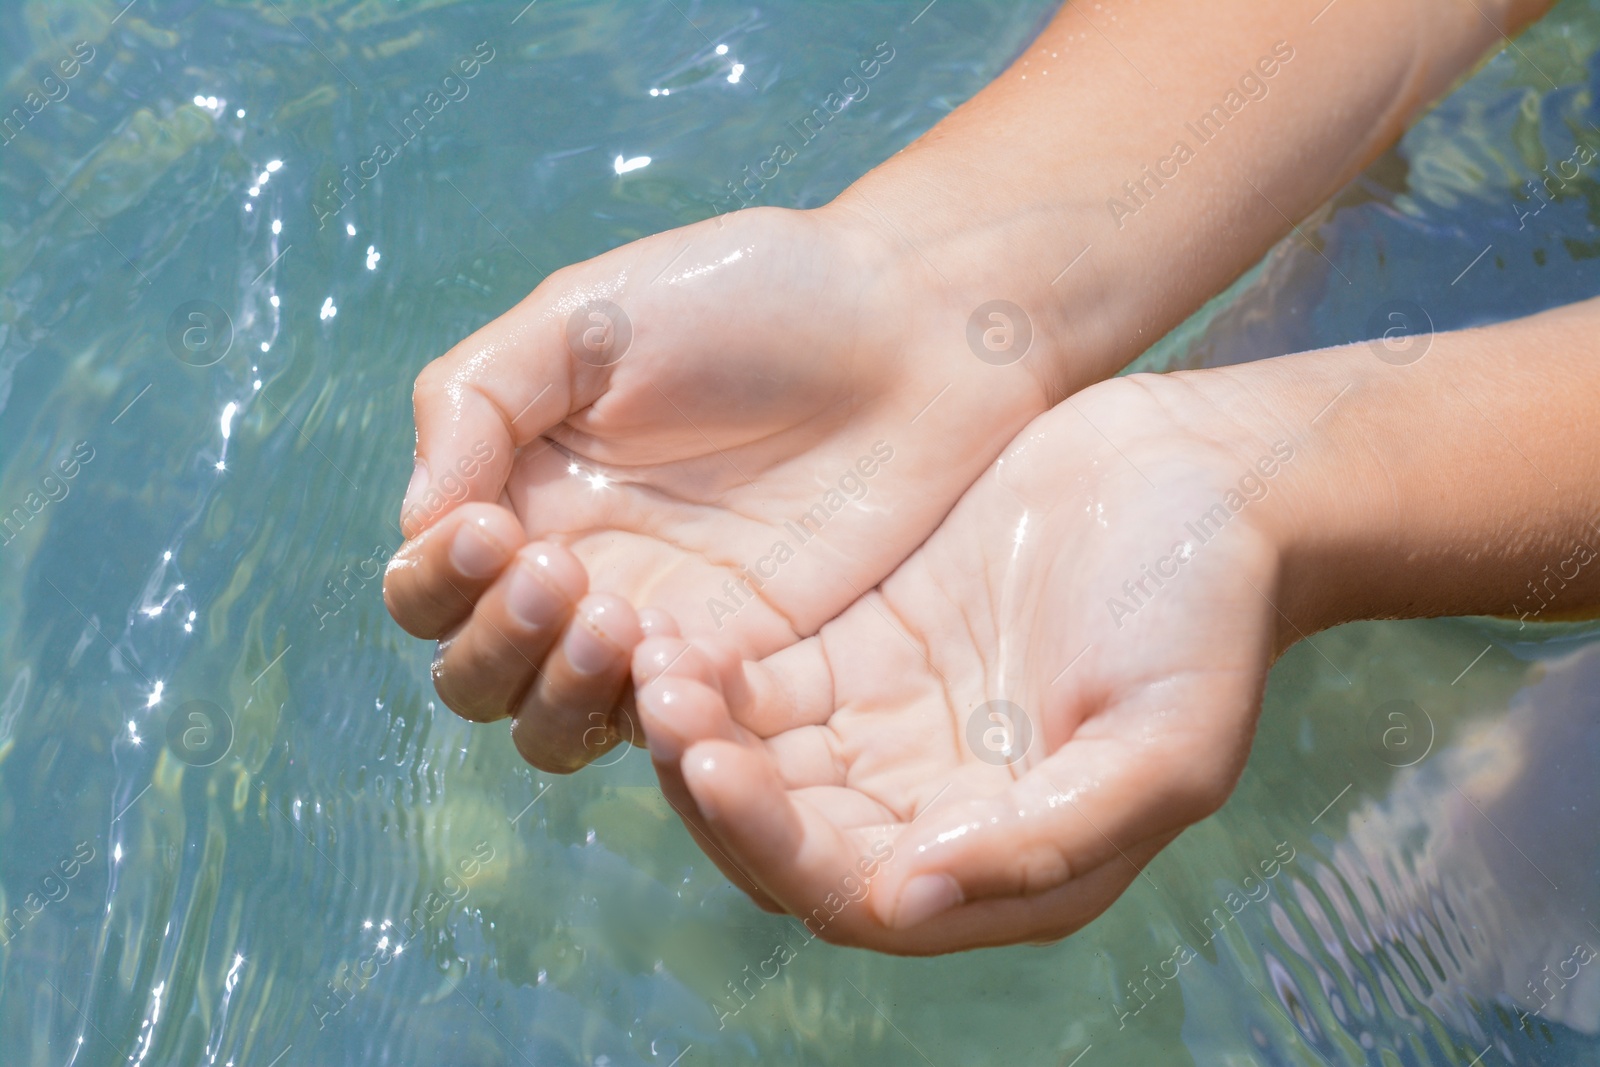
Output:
(823, 170), (1126, 405)
(1163, 298), (1600, 640)
(1138, 358), (1378, 645)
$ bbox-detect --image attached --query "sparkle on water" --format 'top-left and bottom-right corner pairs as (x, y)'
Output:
(2, 2), (1599, 1065)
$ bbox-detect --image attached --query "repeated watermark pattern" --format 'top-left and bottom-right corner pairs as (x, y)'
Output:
(707, 441), (895, 630)
(1106, 440), (1295, 628)
(311, 841), (498, 1028)
(1365, 298), (1433, 365)
(165, 300), (235, 367)
(712, 840), (894, 1028)
(710, 42), (896, 215)
(0, 41), (96, 147)
(1518, 940), (1598, 1027)
(1363, 699), (1433, 767)
(564, 299), (633, 367)
(965, 699), (1032, 766)
(1107, 41), (1296, 229)
(1514, 132), (1600, 231)
(164, 699), (235, 767)
(399, 441), (496, 534)
(0, 441), (95, 549)
(314, 43), (497, 229)
(0, 841), (96, 945)
(312, 543), (391, 630)
(966, 300), (1033, 366)
(1112, 841), (1297, 1029)
(1509, 518), (1600, 627)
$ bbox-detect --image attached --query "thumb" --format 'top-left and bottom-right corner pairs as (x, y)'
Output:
(401, 289), (629, 537)
(871, 683), (1255, 930)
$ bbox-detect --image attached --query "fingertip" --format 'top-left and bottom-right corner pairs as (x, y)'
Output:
(679, 738), (804, 870)
(633, 636), (688, 690)
(504, 541), (587, 629)
(555, 593), (641, 682)
(679, 739), (745, 822)
(632, 636), (715, 690)
(400, 458), (429, 536)
(510, 714), (586, 775)
(448, 513), (519, 580)
(636, 676), (729, 765)
(519, 540), (588, 600)
(696, 639), (752, 711)
(409, 360), (525, 533)
(879, 873), (964, 930)
(637, 608), (679, 638)
(383, 503), (527, 639)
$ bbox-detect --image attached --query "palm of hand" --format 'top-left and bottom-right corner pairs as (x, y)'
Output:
(390, 205), (1048, 773)
(485, 205), (1045, 654)
(636, 378), (1285, 953)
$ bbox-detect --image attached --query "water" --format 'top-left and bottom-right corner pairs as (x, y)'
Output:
(1, 0), (1598, 1064)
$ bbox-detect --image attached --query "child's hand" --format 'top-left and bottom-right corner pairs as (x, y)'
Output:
(381, 0), (1545, 775)
(384, 204), (1053, 771)
(631, 373), (1289, 952)
(632, 291), (1600, 952)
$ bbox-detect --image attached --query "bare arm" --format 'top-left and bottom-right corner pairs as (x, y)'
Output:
(832, 0), (1553, 396)
(1192, 295), (1600, 640)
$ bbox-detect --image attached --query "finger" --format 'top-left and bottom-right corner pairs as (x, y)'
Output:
(429, 542), (587, 723)
(403, 285), (617, 537)
(869, 729), (1236, 932)
(632, 640), (754, 761)
(685, 735), (1180, 953)
(634, 674), (782, 911)
(383, 503), (527, 639)
(637, 636), (845, 789)
(872, 837), (1171, 954)
(510, 593), (642, 773)
(680, 738), (892, 940)
(637, 609), (679, 638)
(734, 637), (837, 736)
(632, 636), (720, 701)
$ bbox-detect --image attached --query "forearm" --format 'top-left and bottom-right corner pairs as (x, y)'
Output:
(1174, 297), (1600, 641)
(830, 0), (1550, 395)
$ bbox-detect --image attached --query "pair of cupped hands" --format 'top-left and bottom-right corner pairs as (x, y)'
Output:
(383, 204), (1286, 954)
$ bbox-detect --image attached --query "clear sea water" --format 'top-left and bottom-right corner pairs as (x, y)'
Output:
(2, 1), (1599, 1064)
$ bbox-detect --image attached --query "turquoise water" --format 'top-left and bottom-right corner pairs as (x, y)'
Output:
(1, 1), (1599, 1064)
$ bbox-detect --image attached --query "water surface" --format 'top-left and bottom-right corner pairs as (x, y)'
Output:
(2, 1), (1599, 1064)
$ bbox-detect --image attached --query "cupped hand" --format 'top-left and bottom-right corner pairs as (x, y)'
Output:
(385, 203), (1054, 772)
(632, 373), (1294, 952)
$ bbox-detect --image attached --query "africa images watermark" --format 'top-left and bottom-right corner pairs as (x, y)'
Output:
(317, 441), (497, 629)
(1514, 131), (1600, 231)
(313, 42), (497, 229)
(1106, 440), (1295, 628)
(0, 441), (95, 549)
(705, 441), (895, 630)
(1113, 840), (1297, 1029)
(0, 840), (96, 945)
(311, 840), (497, 1028)
(0, 41), (96, 148)
(710, 41), (896, 215)
(1107, 40), (1296, 229)
(711, 839), (895, 1029)
(1508, 516), (1600, 628)
(1517, 939), (1599, 1030)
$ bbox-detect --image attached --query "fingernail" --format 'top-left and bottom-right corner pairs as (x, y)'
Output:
(402, 459), (428, 524)
(637, 608), (677, 638)
(449, 520), (508, 579)
(565, 605), (621, 675)
(507, 560), (569, 628)
(890, 874), (963, 929)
